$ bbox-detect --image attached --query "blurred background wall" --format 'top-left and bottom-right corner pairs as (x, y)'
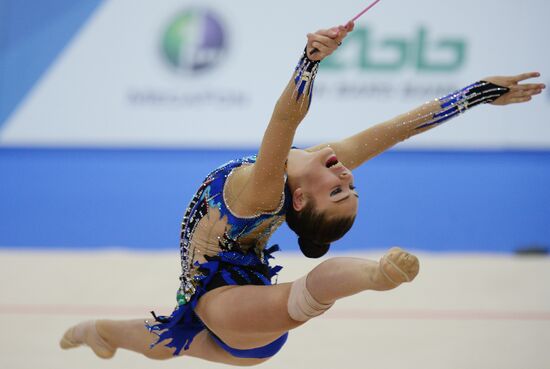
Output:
(1, 0), (549, 252)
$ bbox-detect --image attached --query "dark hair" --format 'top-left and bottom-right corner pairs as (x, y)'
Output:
(286, 200), (356, 258)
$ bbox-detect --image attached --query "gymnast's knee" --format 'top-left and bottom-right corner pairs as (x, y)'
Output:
(287, 275), (334, 322)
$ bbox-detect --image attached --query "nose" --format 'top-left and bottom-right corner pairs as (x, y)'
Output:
(339, 171), (351, 180)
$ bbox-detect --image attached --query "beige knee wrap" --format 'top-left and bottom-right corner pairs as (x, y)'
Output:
(287, 275), (334, 322)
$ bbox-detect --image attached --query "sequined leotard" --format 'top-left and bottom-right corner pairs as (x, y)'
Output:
(148, 155), (290, 356)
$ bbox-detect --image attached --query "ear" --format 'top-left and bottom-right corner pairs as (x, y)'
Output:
(292, 188), (307, 212)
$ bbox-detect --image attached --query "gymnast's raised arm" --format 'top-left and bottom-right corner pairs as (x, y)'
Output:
(235, 24), (354, 212)
(307, 72), (546, 170)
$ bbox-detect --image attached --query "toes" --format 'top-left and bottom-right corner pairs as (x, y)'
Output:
(403, 254), (420, 281)
(60, 328), (79, 349)
(383, 248), (420, 283)
(398, 253), (419, 281)
(388, 246), (404, 255)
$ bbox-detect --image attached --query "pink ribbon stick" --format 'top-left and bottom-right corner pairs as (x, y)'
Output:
(348, 0), (382, 24)
(309, 0), (383, 55)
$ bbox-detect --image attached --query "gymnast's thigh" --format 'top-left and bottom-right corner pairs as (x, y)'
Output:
(195, 283), (302, 348)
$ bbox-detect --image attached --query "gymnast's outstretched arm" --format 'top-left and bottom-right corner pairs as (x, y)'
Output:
(234, 24), (354, 211)
(307, 72), (546, 170)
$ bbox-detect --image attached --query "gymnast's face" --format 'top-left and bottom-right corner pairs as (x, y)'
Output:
(287, 147), (359, 218)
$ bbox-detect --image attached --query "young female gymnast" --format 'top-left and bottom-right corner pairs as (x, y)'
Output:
(60, 21), (545, 366)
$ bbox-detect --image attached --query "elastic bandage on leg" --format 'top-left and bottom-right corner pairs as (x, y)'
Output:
(287, 275), (334, 322)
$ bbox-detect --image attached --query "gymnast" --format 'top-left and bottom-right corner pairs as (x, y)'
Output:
(60, 20), (545, 366)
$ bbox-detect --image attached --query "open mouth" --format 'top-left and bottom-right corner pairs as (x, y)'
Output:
(325, 155), (339, 168)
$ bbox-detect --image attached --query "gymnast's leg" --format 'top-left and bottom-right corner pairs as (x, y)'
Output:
(59, 247), (417, 364)
(196, 247), (419, 350)
(60, 318), (270, 365)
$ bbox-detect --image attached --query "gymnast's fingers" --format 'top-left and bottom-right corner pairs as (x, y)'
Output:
(307, 32), (339, 50)
(309, 41), (331, 58)
(510, 87), (544, 99)
(315, 28), (340, 39)
(344, 21), (355, 32)
(508, 96), (533, 104)
(525, 87), (544, 95)
(512, 72), (541, 83)
(333, 25), (352, 45)
(511, 83), (546, 91)
(526, 89), (544, 97)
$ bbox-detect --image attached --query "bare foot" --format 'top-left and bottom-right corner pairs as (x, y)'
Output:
(60, 320), (116, 359)
(378, 247), (420, 288)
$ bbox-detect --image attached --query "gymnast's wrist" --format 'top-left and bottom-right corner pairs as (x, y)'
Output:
(292, 46), (320, 103)
(439, 81), (510, 112)
(301, 46), (321, 71)
(479, 80), (510, 105)
(413, 81), (510, 130)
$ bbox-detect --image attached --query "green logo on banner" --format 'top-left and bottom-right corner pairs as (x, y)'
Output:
(323, 26), (467, 73)
(162, 8), (226, 73)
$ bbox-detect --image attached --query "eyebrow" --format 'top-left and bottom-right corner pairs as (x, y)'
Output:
(335, 193), (360, 204)
(335, 195), (351, 203)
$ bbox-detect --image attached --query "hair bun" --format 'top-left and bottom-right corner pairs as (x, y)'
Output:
(298, 237), (330, 259)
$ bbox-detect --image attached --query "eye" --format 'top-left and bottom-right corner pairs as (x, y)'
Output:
(350, 184), (359, 198)
(330, 187), (342, 196)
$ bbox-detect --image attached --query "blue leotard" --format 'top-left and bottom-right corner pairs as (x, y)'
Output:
(147, 155), (290, 358)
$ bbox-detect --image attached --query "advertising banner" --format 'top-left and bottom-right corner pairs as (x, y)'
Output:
(1, 0), (549, 148)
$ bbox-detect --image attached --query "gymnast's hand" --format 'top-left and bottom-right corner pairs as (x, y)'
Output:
(484, 72), (546, 105)
(306, 21), (355, 61)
